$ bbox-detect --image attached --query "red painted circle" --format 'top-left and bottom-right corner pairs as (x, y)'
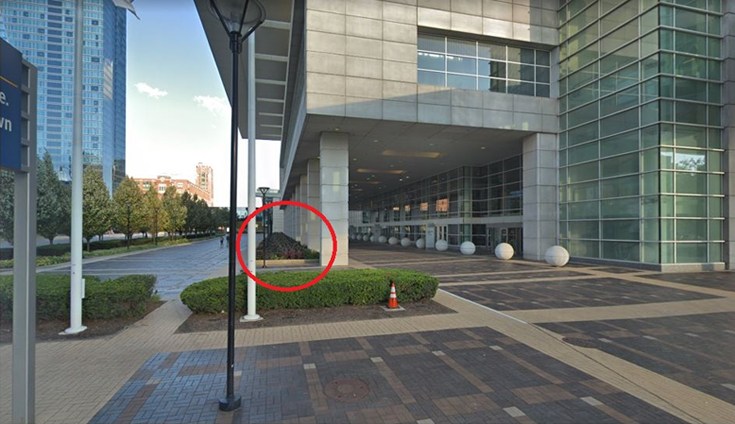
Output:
(235, 200), (337, 292)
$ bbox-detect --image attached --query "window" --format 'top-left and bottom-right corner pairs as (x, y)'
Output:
(417, 33), (551, 98)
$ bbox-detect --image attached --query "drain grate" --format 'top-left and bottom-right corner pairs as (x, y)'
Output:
(323, 378), (370, 402)
(562, 337), (600, 349)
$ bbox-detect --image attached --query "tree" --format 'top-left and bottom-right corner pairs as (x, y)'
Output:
(82, 167), (113, 251)
(0, 170), (14, 244)
(36, 152), (67, 244)
(113, 176), (146, 248)
(144, 186), (167, 246)
(162, 186), (186, 239)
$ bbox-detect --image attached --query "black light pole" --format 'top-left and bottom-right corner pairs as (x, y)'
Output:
(126, 202), (131, 250)
(210, 0), (265, 413)
(258, 187), (270, 268)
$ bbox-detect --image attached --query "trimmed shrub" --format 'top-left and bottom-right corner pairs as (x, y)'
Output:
(180, 269), (439, 314)
(0, 274), (156, 321)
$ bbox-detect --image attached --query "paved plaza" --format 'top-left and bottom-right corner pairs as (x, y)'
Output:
(1, 241), (735, 423)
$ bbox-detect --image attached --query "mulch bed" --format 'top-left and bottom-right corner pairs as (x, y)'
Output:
(176, 300), (455, 333)
(0, 301), (164, 344)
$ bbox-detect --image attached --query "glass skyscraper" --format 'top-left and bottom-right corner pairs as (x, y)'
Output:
(0, 0), (127, 190)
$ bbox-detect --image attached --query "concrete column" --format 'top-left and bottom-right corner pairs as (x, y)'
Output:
(307, 159), (321, 252)
(522, 133), (558, 261)
(724, 0), (734, 268)
(292, 185), (301, 241)
(320, 132), (349, 266)
(299, 175), (308, 244)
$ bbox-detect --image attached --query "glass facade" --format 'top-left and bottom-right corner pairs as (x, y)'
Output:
(417, 33), (552, 97)
(558, 0), (724, 264)
(0, 0), (127, 190)
(352, 155), (523, 247)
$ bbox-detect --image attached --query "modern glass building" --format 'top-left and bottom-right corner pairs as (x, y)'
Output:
(196, 0), (733, 271)
(0, 0), (127, 190)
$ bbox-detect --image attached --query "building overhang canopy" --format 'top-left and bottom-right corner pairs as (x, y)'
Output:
(194, 0), (295, 142)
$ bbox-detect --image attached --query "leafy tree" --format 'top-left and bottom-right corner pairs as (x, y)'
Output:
(57, 182), (72, 237)
(0, 170), (14, 244)
(113, 176), (146, 248)
(144, 186), (167, 245)
(36, 152), (66, 244)
(162, 186), (186, 239)
(82, 167), (113, 251)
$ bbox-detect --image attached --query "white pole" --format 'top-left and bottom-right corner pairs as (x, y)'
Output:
(66, 0), (86, 334)
(242, 32), (260, 321)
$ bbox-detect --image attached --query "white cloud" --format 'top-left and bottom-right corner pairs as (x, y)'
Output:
(193, 95), (229, 116)
(135, 82), (168, 99)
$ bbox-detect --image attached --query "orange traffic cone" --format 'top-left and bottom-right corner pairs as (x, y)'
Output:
(388, 282), (399, 309)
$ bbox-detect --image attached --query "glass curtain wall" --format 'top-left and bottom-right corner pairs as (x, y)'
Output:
(558, 0), (724, 264)
(353, 155), (523, 245)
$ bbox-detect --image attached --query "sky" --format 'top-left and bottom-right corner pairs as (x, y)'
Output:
(125, 0), (281, 207)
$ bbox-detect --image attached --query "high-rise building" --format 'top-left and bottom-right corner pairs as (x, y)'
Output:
(195, 0), (733, 271)
(0, 0), (127, 190)
(196, 162), (213, 201)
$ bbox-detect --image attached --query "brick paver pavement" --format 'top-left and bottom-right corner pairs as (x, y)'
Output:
(1, 241), (734, 423)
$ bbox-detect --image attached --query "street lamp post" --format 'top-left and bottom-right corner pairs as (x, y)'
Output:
(126, 201), (131, 250)
(209, 0), (265, 412)
(258, 187), (269, 268)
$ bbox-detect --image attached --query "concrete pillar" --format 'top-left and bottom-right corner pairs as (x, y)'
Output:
(724, 0), (734, 268)
(522, 133), (558, 261)
(300, 175), (308, 244)
(306, 159), (321, 252)
(320, 132), (349, 266)
(293, 184), (301, 242)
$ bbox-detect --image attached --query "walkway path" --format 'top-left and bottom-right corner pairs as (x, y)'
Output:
(41, 236), (259, 299)
(0, 242), (733, 423)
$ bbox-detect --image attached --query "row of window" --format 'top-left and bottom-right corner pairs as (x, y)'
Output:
(417, 33), (552, 98)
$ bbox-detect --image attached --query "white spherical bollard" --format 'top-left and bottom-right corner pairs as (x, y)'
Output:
(545, 245), (570, 267)
(460, 241), (476, 255)
(416, 238), (425, 249)
(401, 237), (411, 247)
(370, 235), (376, 242)
(495, 243), (514, 260)
(388, 237), (399, 245)
(363, 234), (370, 242)
(435, 240), (448, 251)
(350, 234), (355, 240)
(378, 235), (387, 244)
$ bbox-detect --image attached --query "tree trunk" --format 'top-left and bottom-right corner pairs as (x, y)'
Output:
(87, 239), (91, 252)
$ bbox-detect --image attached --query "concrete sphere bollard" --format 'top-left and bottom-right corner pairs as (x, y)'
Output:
(363, 234), (370, 242)
(416, 238), (425, 249)
(460, 241), (476, 255)
(388, 237), (399, 245)
(545, 245), (570, 267)
(350, 234), (355, 240)
(378, 235), (387, 244)
(401, 237), (411, 247)
(370, 235), (376, 242)
(494, 243), (514, 260)
(435, 240), (448, 251)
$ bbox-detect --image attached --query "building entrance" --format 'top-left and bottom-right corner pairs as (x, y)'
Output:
(486, 227), (523, 256)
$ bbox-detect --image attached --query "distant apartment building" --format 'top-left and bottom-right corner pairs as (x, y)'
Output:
(134, 165), (214, 206)
(196, 162), (214, 199)
(0, 0), (128, 190)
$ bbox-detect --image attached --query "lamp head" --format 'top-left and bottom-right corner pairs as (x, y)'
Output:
(258, 186), (270, 197)
(209, 0), (266, 37)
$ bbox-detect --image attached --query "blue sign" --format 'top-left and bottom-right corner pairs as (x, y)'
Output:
(1, 38), (23, 171)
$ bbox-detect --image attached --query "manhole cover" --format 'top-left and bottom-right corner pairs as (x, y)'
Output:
(323, 378), (370, 402)
(562, 337), (599, 349)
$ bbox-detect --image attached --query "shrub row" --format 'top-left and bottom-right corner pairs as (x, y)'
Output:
(0, 274), (157, 321)
(180, 269), (439, 314)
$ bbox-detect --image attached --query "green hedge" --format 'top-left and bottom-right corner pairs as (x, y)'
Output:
(180, 269), (439, 314)
(0, 274), (157, 321)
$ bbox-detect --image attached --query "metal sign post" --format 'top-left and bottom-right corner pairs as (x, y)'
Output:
(2, 38), (38, 424)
